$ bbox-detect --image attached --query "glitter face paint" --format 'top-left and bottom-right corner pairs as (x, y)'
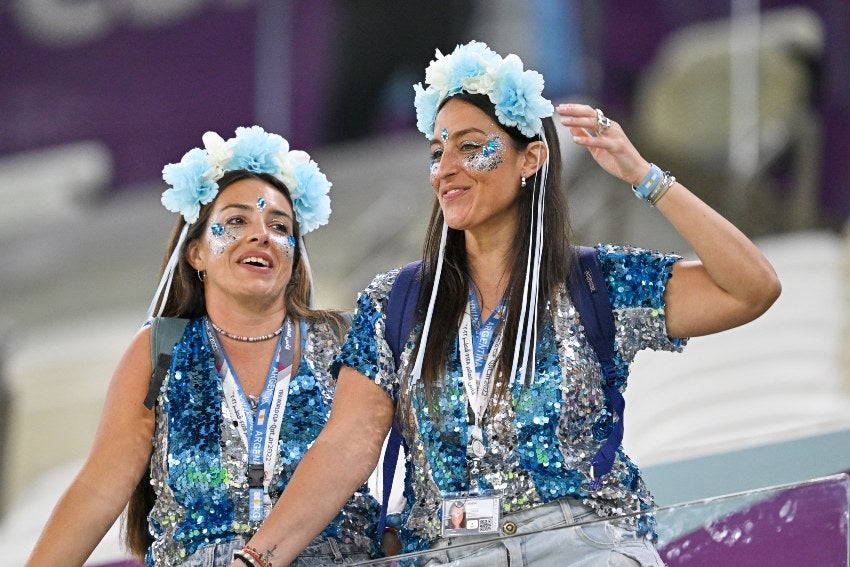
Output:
(429, 128), (450, 185)
(270, 234), (296, 258)
(429, 133), (507, 185)
(463, 134), (505, 172)
(429, 157), (440, 186)
(208, 216), (295, 259)
(208, 222), (241, 255)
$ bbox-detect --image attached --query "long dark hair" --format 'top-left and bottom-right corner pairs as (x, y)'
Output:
(401, 92), (574, 418)
(124, 169), (347, 559)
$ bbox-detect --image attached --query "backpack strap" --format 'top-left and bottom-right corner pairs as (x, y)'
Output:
(144, 316), (189, 410)
(385, 262), (423, 369)
(376, 249), (620, 531)
(376, 261), (422, 538)
(570, 246), (621, 490)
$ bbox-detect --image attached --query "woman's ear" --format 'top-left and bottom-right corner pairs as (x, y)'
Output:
(186, 238), (203, 271)
(521, 140), (548, 178)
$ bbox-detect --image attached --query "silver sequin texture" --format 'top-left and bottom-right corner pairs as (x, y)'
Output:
(148, 317), (379, 565)
(339, 244), (684, 552)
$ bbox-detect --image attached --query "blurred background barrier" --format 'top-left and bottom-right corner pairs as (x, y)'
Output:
(632, 6), (824, 234)
(356, 474), (850, 567)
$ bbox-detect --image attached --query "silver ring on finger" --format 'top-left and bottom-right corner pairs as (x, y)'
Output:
(595, 108), (612, 134)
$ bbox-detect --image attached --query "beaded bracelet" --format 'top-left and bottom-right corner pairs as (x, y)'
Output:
(242, 545), (273, 567)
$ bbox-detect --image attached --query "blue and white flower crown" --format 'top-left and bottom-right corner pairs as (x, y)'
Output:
(413, 41), (554, 139)
(160, 125), (331, 234)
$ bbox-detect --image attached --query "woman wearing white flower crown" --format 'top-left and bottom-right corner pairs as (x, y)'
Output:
(26, 127), (379, 567)
(220, 43), (781, 565)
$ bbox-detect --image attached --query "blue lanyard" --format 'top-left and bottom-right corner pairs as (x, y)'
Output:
(205, 317), (295, 515)
(467, 288), (505, 374)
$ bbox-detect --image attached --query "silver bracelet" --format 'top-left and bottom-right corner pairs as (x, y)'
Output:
(647, 172), (676, 206)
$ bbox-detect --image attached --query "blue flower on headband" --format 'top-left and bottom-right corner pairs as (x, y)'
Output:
(160, 126), (332, 233)
(291, 159), (332, 234)
(413, 84), (443, 140)
(161, 148), (218, 224)
(443, 41), (498, 93)
(491, 55), (551, 138)
(413, 41), (553, 139)
(226, 126), (288, 173)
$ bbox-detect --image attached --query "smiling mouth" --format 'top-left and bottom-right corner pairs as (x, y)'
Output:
(442, 187), (467, 199)
(241, 256), (270, 267)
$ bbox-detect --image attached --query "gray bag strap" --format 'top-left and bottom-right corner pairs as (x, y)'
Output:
(144, 316), (189, 409)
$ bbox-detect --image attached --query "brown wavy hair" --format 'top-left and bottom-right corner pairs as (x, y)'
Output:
(400, 92), (575, 421)
(124, 169), (348, 559)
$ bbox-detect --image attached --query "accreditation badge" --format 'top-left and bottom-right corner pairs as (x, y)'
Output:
(440, 491), (501, 537)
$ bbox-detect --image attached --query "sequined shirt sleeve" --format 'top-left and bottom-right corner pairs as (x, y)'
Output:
(337, 269), (399, 399)
(597, 243), (687, 364)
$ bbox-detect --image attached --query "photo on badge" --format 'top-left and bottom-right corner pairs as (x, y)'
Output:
(440, 494), (501, 537)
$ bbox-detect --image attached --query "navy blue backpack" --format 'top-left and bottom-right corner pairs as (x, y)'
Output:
(375, 245), (624, 537)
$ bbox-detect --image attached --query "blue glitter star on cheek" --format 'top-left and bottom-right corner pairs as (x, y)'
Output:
(287, 235), (296, 248)
(211, 223), (225, 236)
(257, 196), (266, 210)
(482, 139), (498, 157)
(441, 128), (448, 142)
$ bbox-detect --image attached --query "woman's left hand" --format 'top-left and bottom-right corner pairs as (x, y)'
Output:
(556, 103), (650, 187)
(557, 104), (781, 338)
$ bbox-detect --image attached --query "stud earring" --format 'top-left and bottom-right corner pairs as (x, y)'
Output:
(521, 176), (527, 188)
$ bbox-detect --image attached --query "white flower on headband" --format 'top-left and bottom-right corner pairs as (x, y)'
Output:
(160, 126), (332, 233)
(201, 131), (232, 177)
(413, 41), (554, 139)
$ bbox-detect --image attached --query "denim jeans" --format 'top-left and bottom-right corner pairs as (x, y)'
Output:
(422, 497), (665, 567)
(178, 536), (372, 566)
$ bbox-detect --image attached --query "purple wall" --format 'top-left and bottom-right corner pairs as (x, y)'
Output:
(2, 2), (846, 217)
(0, 3), (257, 190)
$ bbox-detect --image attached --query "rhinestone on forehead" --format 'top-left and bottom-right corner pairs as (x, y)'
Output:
(257, 196), (266, 211)
(441, 128), (448, 142)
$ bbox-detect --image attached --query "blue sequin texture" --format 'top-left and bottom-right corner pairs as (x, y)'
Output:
(338, 245), (684, 551)
(210, 223), (225, 236)
(148, 318), (379, 565)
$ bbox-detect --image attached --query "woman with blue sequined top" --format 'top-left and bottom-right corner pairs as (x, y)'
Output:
(230, 42), (781, 565)
(26, 127), (379, 567)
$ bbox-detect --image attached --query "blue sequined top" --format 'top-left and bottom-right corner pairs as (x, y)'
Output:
(147, 317), (379, 565)
(338, 245), (685, 551)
